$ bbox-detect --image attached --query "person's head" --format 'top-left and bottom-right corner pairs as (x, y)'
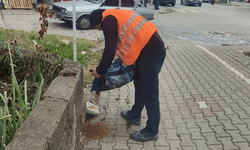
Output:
(90, 9), (106, 30)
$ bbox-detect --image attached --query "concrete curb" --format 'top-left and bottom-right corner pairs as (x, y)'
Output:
(5, 59), (85, 150)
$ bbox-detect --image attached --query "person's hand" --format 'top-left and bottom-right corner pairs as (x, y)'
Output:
(92, 66), (101, 79)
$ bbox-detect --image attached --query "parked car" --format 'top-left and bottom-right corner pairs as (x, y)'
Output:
(202, 0), (211, 2)
(50, 0), (155, 30)
(180, 0), (202, 6)
(159, 0), (176, 6)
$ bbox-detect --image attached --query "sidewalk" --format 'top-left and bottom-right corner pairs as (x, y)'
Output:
(77, 37), (250, 149)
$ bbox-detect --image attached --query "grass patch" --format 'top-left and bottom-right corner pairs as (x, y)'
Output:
(0, 27), (103, 86)
(126, 120), (133, 128)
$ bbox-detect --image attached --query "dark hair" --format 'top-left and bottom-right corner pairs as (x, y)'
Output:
(90, 9), (106, 26)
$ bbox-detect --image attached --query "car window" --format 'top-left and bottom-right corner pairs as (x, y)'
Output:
(85, 0), (103, 4)
(104, 0), (119, 6)
(121, 0), (134, 7)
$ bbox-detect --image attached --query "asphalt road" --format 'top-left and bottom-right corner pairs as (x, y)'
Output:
(151, 1), (250, 45)
(1, 1), (249, 43)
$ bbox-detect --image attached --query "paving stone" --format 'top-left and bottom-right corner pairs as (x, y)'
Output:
(242, 135), (250, 143)
(192, 139), (210, 150)
(100, 138), (116, 150)
(207, 144), (223, 150)
(83, 140), (101, 149)
(200, 108), (215, 117)
(235, 99), (249, 107)
(159, 96), (167, 104)
(241, 106), (250, 115)
(188, 128), (205, 140)
(118, 99), (130, 108)
(104, 119), (118, 130)
(217, 137), (239, 150)
(206, 116), (223, 126)
(179, 134), (196, 147)
(193, 114), (208, 123)
(227, 114), (245, 125)
(154, 133), (168, 147)
(213, 111), (228, 120)
(181, 111), (194, 119)
(234, 124), (250, 136)
(220, 96), (235, 103)
(171, 114), (185, 124)
(165, 128), (180, 140)
(210, 126), (230, 138)
(113, 137), (129, 150)
(208, 103), (222, 112)
(189, 105), (202, 114)
(116, 115), (127, 125)
(158, 123), (166, 134)
(227, 130), (248, 143)
(176, 102), (189, 111)
(182, 92), (193, 99)
(127, 124), (141, 133)
(175, 123), (189, 134)
(186, 98), (197, 106)
(115, 124), (129, 137)
(106, 110), (118, 119)
(183, 118), (197, 129)
(202, 133), (221, 145)
(162, 119), (175, 129)
(234, 142), (250, 150)
(227, 102), (244, 111)
(167, 100), (178, 108)
(166, 139), (181, 150)
(218, 119), (238, 130)
(155, 146), (170, 150)
(160, 110), (171, 119)
(143, 140), (155, 150)
(128, 143), (143, 150)
(216, 100), (229, 107)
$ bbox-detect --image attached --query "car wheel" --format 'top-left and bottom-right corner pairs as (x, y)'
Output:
(199, 3), (202, 6)
(76, 15), (91, 30)
(172, 2), (176, 6)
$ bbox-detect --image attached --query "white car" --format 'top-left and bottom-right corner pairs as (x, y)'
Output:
(51, 0), (155, 30)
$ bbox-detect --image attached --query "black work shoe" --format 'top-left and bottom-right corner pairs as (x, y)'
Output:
(130, 129), (158, 142)
(121, 110), (141, 126)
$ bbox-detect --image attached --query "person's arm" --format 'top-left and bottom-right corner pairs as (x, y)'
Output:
(93, 15), (118, 78)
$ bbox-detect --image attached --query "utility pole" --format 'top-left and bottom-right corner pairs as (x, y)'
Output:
(72, 0), (77, 62)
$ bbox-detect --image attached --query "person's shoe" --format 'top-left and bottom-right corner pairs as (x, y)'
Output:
(130, 128), (158, 142)
(121, 110), (141, 126)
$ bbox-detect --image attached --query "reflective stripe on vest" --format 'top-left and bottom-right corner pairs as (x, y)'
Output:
(102, 9), (157, 65)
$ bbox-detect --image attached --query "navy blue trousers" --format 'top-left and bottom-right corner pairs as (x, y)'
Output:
(131, 46), (166, 134)
(153, 0), (159, 10)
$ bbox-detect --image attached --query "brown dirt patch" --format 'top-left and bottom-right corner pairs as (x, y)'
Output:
(81, 119), (111, 141)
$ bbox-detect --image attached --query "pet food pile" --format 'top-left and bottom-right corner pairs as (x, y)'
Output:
(81, 120), (111, 140)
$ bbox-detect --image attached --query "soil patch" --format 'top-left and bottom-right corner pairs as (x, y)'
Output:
(81, 119), (111, 141)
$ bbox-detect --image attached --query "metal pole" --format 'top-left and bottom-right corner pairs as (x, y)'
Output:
(72, 0), (77, 62)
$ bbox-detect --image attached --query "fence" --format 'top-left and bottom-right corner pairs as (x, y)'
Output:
(2, 0), (32, 9)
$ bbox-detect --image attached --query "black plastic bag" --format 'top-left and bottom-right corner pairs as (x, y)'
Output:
(90, 58), (135, 92)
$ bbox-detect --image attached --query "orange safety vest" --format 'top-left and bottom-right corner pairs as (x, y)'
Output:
(102, 9), (158, 65)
